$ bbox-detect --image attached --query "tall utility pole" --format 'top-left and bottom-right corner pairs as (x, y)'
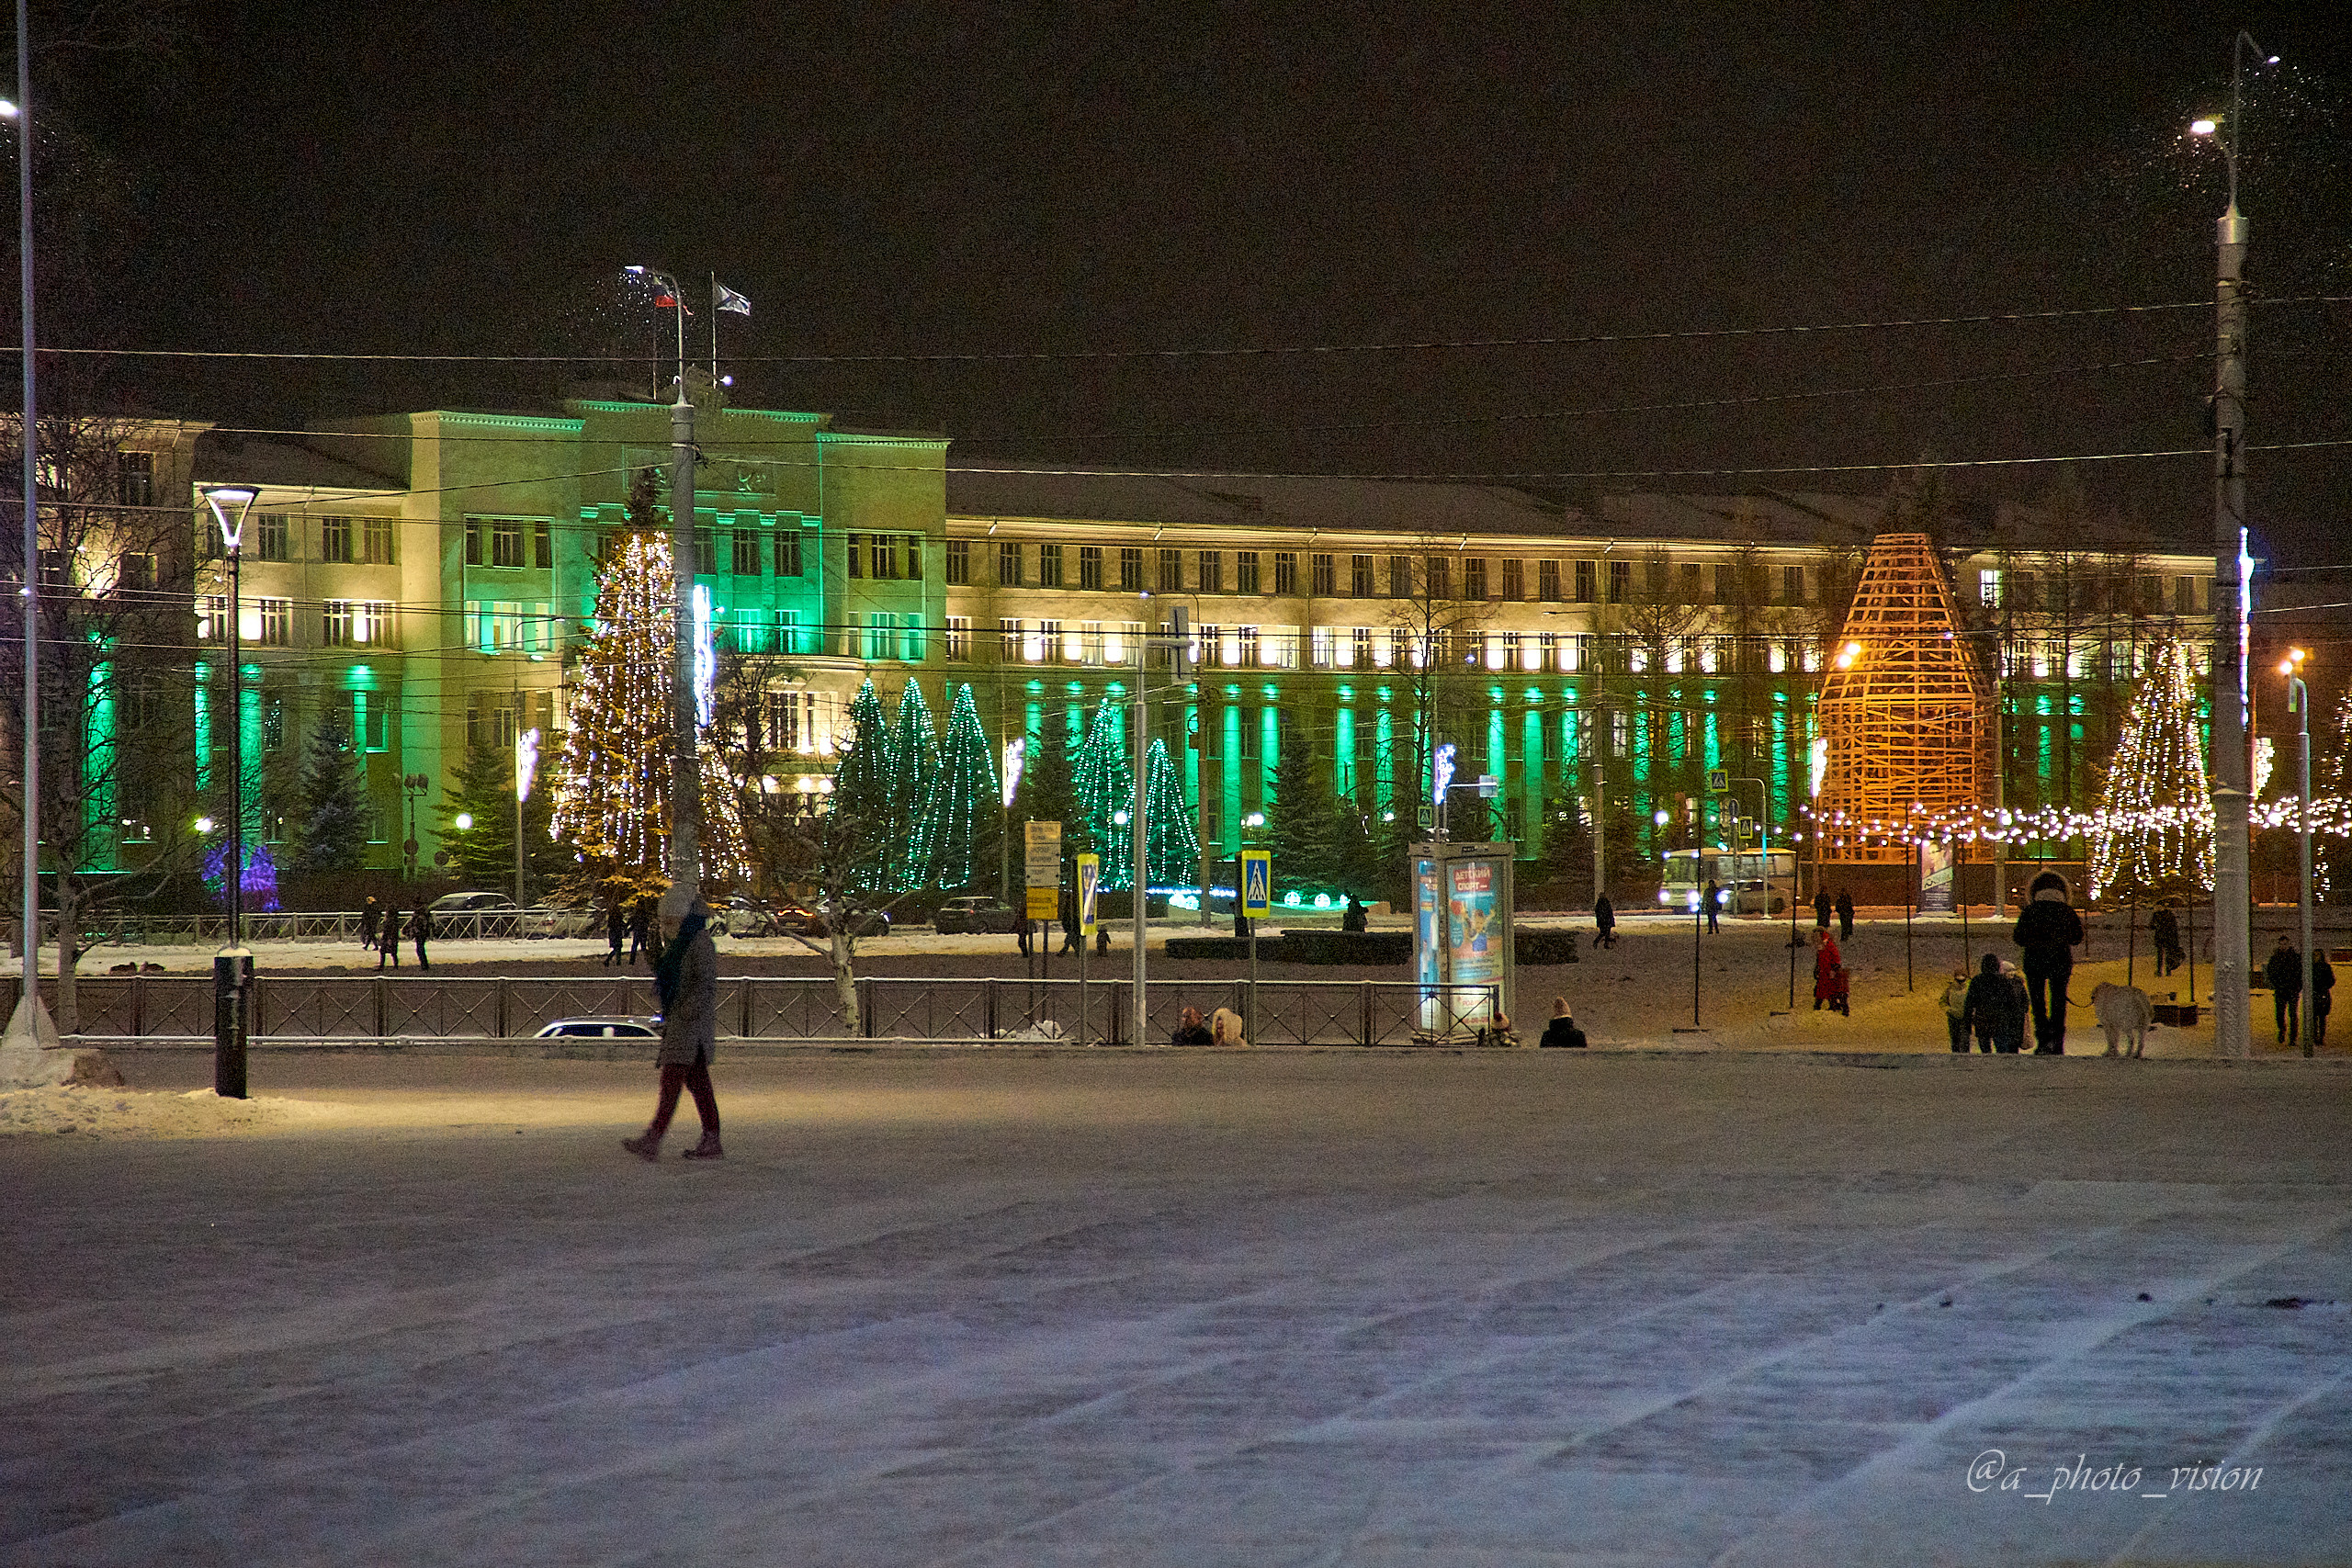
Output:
(630, 267), (702, 912)
(2197, 34), (2272, 1061)
(3, 0), (57, 1062)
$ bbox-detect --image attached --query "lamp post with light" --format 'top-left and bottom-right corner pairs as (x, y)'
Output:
(2279, 647), (2314, 1055)
(2188, 32), (2277, 1060)
(625, 265), (702, 917)
(200, 484), (258, 1099)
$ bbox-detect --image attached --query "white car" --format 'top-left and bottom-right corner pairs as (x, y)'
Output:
(533, 1016), (662, 1041)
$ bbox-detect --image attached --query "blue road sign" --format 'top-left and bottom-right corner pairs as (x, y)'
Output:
(1241, 850), (1272, 918)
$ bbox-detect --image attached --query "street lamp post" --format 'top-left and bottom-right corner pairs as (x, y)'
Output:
(401, 772), (429, 880)
(627, 265), (702, 915)
(201, 485), (258, 1099)
(2190, 32), (2276, 1060)
(2280, 649), (2314, 1055)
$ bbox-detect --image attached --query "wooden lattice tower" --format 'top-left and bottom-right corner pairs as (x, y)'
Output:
(1815, 532), (1994, 862)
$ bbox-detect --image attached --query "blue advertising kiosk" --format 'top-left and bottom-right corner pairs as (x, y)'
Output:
(1411, 840), (1515, 1043)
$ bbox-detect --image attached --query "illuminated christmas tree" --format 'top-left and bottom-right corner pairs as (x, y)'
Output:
(2086, 639), (2211, 901)
(830, 679), (895, 891)
(1139, 738), (1199, 888)
(925, 684), (998, 890)
(549, 523), (748, 896)
(888, 680), (943, 890)
(1072, 697), (1135, 889)
(2320, 685), (2352, 904)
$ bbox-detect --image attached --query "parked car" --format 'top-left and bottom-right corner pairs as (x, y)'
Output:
(533, 1016), (661, 1041)
(774, 900), (889, 938)
(933, 896), (1020, 934)
(715, 896), (778, 938)
(518, 897), (600, 938)
(427, 890), (522, 937)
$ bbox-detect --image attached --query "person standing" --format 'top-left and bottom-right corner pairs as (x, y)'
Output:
(2312, 950), (2335, 1047)
(1999, 961), (2030, 1055)
(623, 892), (723, 1161)
(604, 901), (627, 968)
(408, 901), (433, 972)
(376, 908), (400, 969)
(1835, 887), (1855, 942)
(628, 897), (652, 964)
(1941, 964), (1973, 1053)
(2151, 904), (2183, 976)
(1703, 879), (1722, 935)
(1341, 895), (1368, 932)
(359, 895), (381, 953)
(1813, 928), (1847, 1014)
(1593, 893), (1617, 950)
(1962, 953), (2005, 1053)
(1814, 887), (1832, 932)
(1058, 882), (1080, 954)
(2012, 870), (2084, 1054)
(2265, 934), (2304, 1046)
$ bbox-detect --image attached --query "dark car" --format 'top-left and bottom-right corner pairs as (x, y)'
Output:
(534, 1016), (662, 1041)
(933, 896), (1020, 934)
(776, 901), (890, 938)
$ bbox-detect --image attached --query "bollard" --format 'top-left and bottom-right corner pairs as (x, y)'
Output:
(212, 949), (253, 1100)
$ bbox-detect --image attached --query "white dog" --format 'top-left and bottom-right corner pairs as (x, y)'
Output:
(2091, 981), (2155, 1059)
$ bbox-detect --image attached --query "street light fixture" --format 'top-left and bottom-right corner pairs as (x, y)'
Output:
(2279, 647), (2313, 1055)
(199, 483), (258, 1100)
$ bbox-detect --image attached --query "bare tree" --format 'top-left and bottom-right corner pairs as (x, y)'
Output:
(0, 411), (205, 1030)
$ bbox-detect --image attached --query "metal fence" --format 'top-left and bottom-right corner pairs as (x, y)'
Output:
(11, 975), (1500, 1046)
(56, 908), (546, 948)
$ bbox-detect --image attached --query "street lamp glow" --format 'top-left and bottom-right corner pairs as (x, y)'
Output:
(454, 812), (473, 830)
(201, 484), (258, 551)
(194, 817), (214, 834)
(0, 100), (17, 118)
(2190, 117), (2219, 136)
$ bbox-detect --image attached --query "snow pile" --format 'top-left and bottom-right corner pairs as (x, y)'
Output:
(0, 1085), (318, 1139)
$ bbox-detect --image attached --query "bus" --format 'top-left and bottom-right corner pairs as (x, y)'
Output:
(1658, 847), (1795, 917)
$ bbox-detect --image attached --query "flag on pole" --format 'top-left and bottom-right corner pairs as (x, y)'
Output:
(715, 280), (752, 316)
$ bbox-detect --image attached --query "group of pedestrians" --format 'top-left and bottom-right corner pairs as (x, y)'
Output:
(2266, 934), (2337, 1047)
(356, 895), (433, 971)
(602, 897), (654, 968)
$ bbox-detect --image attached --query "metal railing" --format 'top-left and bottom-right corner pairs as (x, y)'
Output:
(15, 975), (1501, 1047)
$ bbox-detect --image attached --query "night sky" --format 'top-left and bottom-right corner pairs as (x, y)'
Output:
(40, 1), (2352, 563)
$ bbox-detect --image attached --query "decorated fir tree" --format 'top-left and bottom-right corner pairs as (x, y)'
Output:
(438, 728), (566, 894)
(888, 680), (943, 890)
(2086, 639), (2212, 902)
(1139, 737), (1199, 889)
(830, 678), (895, 890)
(1072, 697), (1135, 889)
(548, 519), (748, 897)
(2320, 685), (2352, 905)
(926, 683), (998, 891)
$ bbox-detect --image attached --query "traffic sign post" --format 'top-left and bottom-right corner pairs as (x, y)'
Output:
(1239, 849), (1271, 1044)
(1024, 820), (1062, 1006)
(1076, 852), (1100, 1046)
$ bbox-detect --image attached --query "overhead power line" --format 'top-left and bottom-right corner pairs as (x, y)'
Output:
(20, 296), (2339, 368)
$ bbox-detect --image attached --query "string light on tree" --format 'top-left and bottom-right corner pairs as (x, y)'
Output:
(549, 523), (748, 896)
(888, 680), (943, 891)
(2087, 639), (2213, 900)
(1072, 697), (1135, 889)
(1139, 738), (1199, 888)
(925, 683), (998, 891)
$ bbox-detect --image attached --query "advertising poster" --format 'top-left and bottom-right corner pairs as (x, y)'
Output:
(1414, 859), (1442, 989)
(1919, 839), (1956, 915)
(1446, 858), (1502, 1022)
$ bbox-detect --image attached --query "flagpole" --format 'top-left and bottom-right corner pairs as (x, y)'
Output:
(710, 272), (719, 386)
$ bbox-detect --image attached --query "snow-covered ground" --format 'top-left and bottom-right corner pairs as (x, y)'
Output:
(4, 1049), (2349, 1564)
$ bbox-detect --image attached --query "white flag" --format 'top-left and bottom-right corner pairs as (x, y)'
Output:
(714, 280), (752, 317)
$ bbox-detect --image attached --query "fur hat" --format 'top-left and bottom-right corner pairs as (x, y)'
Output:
(2030, 870), (2070, 902)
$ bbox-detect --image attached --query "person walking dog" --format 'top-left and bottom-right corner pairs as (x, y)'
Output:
(623, 891), (723, 1161)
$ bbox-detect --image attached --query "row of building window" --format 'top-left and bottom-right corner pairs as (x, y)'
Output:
(1978, 570), (2207, 617)
(954, 545), (1836, 605)
(220, 513), (400, 565)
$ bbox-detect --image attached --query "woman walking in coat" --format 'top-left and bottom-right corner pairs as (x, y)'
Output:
(1812, 928), (1848, 1014)
(623, 892), (723, 1161)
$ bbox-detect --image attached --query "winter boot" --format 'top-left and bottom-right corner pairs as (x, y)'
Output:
(621, 1132), (662, 1162)
(681, 1134), (725, 1161)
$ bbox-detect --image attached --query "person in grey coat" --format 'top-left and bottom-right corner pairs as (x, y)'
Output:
(623, 891), (723, 1161)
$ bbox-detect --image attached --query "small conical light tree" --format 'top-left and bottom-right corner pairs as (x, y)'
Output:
(1139, 737), (1199, 888)
(830, 678), (895, 891)
(1072, 697), (1135, 889)
(549, 513), (749, 897)
(2086, 639), (2212, 902)
(888, 680), (943, 891)
(927, 683), (998, 891)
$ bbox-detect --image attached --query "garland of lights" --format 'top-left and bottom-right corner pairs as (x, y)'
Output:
(2321, 686), (2352, 905)
(1140, 737), (1201, 889)
(1072, 698), (1136, 891)
(925, 683), (998, 891)
(888, 680), (944, 891)
(831, 678), (895, 892)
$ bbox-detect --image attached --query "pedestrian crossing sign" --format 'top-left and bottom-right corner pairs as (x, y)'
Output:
(1241, 851), (1272, 919)
(1077, 853), (1101, 937)
(1707, 768), (1729, 794)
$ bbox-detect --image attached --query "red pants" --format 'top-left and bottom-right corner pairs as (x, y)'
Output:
(648, 1060), (719, 1140)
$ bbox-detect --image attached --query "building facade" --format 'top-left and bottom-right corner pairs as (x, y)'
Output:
(141, 397), (2214, 896)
